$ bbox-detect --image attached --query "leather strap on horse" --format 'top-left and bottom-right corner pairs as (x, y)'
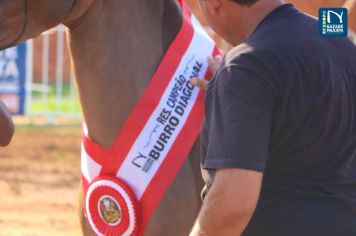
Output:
(0, 0), (28, 51)
(0, 0), (77, 51)
(81, 2), (221, 235)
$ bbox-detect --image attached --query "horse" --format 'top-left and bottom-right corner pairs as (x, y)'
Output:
(0, 0), (204, 235)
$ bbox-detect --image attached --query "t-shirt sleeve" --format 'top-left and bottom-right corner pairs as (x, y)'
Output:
(203, 65), (276, 172)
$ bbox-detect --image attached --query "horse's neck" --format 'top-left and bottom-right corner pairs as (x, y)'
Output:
(67, 0), (182, 147)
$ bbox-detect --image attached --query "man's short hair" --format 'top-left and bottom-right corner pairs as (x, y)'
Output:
(231, 0), (259, 6)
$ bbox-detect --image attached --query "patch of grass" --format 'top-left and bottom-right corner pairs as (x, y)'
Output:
(29, 82), (81, 114)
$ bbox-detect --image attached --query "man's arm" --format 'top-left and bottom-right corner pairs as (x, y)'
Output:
(190, 168), (262, 236)
(191, 54), (275, 235)
(0, 100), (14, 146)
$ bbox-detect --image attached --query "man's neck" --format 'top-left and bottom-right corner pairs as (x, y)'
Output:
(228, 0), (284, 45)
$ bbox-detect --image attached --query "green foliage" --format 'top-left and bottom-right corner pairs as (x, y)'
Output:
(29, 82), (81, 114)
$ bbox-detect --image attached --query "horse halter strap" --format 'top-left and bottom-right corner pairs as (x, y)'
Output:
(0, 0), (77, 51)
(0, 0), (28, 51)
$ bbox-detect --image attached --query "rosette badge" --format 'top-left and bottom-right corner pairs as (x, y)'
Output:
(86, 176), (140, 236)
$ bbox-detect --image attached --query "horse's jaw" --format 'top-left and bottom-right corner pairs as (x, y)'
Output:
(0, 0), (27, 50)
(62, 0), (96, 28)
(0, 0), (85, 51)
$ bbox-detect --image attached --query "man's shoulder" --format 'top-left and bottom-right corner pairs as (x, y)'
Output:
(252, 4), (318, 42)
(221, 42), (279, 75)
(224, 6), (321, 66)
(223, 43), (255, 67)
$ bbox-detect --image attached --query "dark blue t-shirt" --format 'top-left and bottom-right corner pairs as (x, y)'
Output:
(201, 4), (356, 235)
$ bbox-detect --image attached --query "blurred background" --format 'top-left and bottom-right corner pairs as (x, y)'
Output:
(0, 0), (355, 235)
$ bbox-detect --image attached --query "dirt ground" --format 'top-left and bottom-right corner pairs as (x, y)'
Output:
(0, 125), (83, 236)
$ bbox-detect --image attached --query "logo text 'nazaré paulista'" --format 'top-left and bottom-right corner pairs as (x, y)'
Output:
(131, 58), (203, 173)
(319, 8), (348, 37)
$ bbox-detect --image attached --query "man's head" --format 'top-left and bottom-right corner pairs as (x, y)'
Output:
(198, 0), (283, 45)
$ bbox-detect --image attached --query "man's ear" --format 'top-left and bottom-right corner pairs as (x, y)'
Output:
(206, 0), (223, 16)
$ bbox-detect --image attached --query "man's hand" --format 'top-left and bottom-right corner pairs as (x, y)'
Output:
(191, 55), (223, 90)
(0, 100), (14, 146)
(190, 168), (262, 236)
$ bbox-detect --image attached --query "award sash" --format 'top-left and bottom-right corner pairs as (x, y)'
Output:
(81, 1), (220, 235)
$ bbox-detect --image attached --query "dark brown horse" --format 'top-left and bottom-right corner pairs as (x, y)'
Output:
(0, 0), (203, 235)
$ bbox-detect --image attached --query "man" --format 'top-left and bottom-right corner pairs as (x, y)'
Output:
(0, 100), (14, 146)
(190, 0), (356, 235)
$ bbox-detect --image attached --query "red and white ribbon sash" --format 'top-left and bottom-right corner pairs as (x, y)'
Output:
(81, 2), (220, 236)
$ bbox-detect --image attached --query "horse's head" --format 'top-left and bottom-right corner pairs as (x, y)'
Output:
(0, 0), (94, 50)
